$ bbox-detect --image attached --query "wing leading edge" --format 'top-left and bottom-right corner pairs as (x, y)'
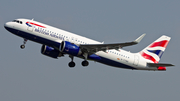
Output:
(80, 34), (146, 53)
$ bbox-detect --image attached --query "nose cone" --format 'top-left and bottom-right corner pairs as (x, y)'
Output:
(4, 22), (16, 33)
(4, 22), (11, 29)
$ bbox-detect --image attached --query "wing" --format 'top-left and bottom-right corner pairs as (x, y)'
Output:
(80, 34), (146, 53)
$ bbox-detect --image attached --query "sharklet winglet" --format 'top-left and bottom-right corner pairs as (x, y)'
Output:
(134, 33), (146, 43)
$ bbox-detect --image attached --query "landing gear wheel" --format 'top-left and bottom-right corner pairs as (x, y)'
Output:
(82, 60), (89, 67)
(68, 61), (75, 67)
(20, 39), (27, 49)
(20, 45), (25, 49)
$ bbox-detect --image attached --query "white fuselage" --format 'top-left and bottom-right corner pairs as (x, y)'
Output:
(4, 18), (159, 71)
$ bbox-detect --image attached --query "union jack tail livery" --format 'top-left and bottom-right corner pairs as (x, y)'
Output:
(140, 35), (170, 63)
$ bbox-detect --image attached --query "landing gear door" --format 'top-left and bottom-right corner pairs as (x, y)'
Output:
(133, 55), (139, 66)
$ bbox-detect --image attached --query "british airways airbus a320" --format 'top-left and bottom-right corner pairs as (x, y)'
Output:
(4, 18), (174, 71)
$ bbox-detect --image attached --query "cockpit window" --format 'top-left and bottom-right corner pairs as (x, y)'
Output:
(12, 20), (23, 24)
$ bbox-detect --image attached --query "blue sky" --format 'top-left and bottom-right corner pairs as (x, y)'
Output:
(0, 0), (179, 101)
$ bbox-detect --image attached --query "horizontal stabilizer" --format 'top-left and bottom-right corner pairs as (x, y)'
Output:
(147, 63), (174, 67)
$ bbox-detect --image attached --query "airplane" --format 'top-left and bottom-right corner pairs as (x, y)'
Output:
(4, 18), (174, 71)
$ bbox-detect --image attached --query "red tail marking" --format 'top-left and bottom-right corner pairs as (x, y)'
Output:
(149, 40), (169, 48)
(140, 52), (158, 63)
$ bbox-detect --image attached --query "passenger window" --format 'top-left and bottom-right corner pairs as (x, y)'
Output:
(20, 21), (22, 24)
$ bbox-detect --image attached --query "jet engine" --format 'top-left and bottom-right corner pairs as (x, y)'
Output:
(41, 45), (62, 58)
(60, 41), (82, 56)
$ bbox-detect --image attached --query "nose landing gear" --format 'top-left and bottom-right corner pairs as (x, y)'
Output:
(20, 39), (27, 49)
(20, 44), (25, 49)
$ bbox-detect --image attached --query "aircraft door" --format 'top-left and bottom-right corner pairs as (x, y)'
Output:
(27, 26), (33, 32)
(133, 55), (139, 66)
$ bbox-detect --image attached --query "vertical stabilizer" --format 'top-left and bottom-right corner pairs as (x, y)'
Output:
(139, 35), (171, 63)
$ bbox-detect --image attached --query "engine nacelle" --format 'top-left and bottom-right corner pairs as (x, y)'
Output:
(41, 45), (62, 59)
(60, 41), (82, 56)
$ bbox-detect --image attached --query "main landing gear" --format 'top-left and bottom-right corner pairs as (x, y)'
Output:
(81, 60), (89, 66)
(20, 39), (27, 49)
(68, 53), (89, 68)
(81, 53), (89, 67)
(68, 55), (75, 67)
